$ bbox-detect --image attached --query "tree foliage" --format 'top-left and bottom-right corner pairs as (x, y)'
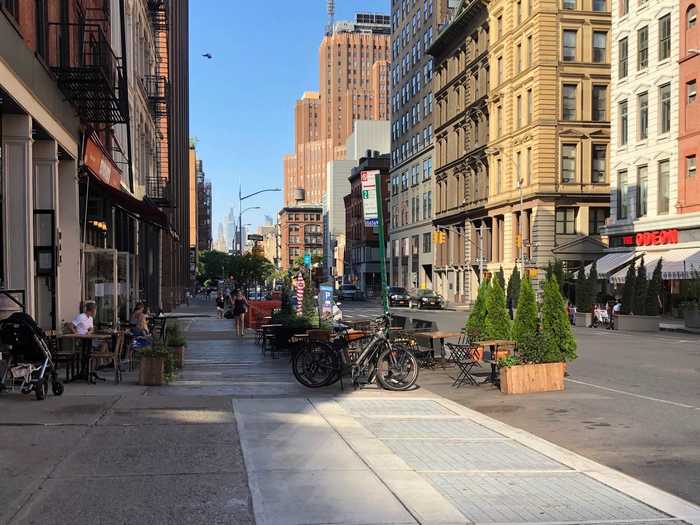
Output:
(196, 251), (274, 291)
(546, 259), (566, 295)
(507, 267), (521, 308)
(496, 266), (506, 291)
(588, 260), (599, 303)
(484, 277), (512, 340)
(621, 262), (637, 315)
(645, 258), (663, 316)
(301, 272), (318, 325)
(541, 275), (577, 362)
(512, 277), (537, 347)
(634, 257), (648, 315)
(575, 266), (591, 312)
(197, 250), (231, 283)
(466, 279), (490, 339)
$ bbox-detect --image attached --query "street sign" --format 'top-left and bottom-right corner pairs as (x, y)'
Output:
(303, 254), (312, 267)
(360, 170), (380, 226)
(247, 234), (263, 241)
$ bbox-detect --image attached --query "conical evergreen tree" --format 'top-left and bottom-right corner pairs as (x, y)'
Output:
(484, 277), (512, 340)
(507, 267), (521, 308)
(496, 266), (506, 290)
(588, 260), (598, 303)
(634, 257), (648, 315)
(466, 279), (490, 339)
(301, 274), (318, 326)
(512, 277), (537, 347)
(554, 260), (566, 295)
(645, 258), (663, 316)
(621, 262), (637, 314)
(542, 275), (577, 362)
(575, 266), (591, 312)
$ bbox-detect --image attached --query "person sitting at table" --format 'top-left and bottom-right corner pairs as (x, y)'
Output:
(129, 303), (146, 327)
(130, 312), (152, 349)
(69, 302), (97, 335)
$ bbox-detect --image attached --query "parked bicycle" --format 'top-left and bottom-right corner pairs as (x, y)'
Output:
(292, 314), (419, 391)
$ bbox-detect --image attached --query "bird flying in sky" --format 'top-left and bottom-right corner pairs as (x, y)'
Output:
(202, 53), (212, 59)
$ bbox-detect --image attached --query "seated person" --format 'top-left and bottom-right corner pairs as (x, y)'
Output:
(129, 302), (146, 328)
(70, 301), (97, 335)
(130, 312), (152, 349)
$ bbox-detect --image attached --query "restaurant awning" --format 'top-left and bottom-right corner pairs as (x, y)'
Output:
(608, 248), (700, 283)
(84, 170), (168, 229)
(582, 251), (641, 279)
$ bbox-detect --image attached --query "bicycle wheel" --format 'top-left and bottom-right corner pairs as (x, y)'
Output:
(376, 344), (419, 391)
(292, 341), (339, 388)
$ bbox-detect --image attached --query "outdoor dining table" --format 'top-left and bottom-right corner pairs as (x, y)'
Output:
(413, 331), (463, 359)
(475, 339), (516, 384)
(57, 332), (114, 382)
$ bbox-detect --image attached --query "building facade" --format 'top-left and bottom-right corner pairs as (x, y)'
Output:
(389, 0), (455, 292)
(278, 205), (323, 270)
(679, 0), (700, 215)
(196, 159), (212, 252)
(344, 154), (391, 295)
(429, 0), (490, 304)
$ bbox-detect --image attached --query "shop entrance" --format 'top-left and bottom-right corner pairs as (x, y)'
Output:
(33, 210), (56, 330)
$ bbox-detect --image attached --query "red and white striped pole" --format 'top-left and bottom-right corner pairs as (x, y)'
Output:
(295, 273), (305, 316)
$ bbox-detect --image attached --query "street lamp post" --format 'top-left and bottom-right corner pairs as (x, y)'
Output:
(237, 208), (260, 254)
(238, 186), (281, 255)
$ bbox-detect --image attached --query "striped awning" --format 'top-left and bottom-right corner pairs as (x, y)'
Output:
(609, 248), (700, 283)
(582, 251), (640, 279)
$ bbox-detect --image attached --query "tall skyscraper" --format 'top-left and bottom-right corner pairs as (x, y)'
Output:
(283, 13), (391, 207)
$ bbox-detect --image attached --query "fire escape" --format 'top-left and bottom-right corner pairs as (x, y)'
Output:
(144, 0), (171, 207)
(47, 2), (127, 125)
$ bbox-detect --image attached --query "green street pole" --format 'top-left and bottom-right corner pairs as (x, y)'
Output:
(374, 173), (389, 315)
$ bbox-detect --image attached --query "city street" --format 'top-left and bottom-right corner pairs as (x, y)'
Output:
(343, 299), (700, 504)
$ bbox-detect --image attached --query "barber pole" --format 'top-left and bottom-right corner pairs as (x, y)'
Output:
(295, 273), (305, 316)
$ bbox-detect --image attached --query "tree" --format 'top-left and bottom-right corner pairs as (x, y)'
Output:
(621, 262), (636, 315)
(541, 275), (577, 362)
(588, 260), (599, 303)
(484, 277), (512, 340)
(512, 277), (537, 347)
(301, 273), (319, 325)
(506, 267), (521, 308)
(575, 266), (591, 312)
(496, 266), (506, 290)
(645, 258), (663, 316)
(634, 257), (648, 315)
(197, 250), (230, 283)
(545, 260), (565, 294)
(466, 279), (489, 339)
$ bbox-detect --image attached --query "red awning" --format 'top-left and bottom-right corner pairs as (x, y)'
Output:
(84, 170), (168, 229)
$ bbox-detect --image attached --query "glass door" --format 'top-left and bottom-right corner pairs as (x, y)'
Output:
(33, 210), (56, 330)
(83, 248), (117, 328)
(117, 252), (133, 322)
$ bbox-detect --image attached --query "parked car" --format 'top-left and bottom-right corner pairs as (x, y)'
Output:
(388, 286), (411, 307)
(410, 289), (445, 310)
(336, 284), (362, 301)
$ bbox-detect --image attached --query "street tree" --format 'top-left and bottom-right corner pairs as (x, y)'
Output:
(542, 275), (577, 362)
(197, 250), (231, 284)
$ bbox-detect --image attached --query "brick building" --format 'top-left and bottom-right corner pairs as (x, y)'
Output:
(278, 205), (323, 270)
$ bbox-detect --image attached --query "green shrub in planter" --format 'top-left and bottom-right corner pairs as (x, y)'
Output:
(645, 259), (663, 316)
(634, 257), (648, 315)
(507, 267), (521, 309)
(484, 277), (511, 340)
(512, 277), (537, 348)
(166, 321), (187, 347)
(466, 279), (489, 340)
(621, 262), (636, 315)
(541, 276), (576, 362)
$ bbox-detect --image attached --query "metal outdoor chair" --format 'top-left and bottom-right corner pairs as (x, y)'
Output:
(445, 342), (482, 387)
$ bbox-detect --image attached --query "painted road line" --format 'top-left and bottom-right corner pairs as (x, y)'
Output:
(566, 378), (698, 410)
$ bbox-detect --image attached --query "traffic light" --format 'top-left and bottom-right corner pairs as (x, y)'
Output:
(515, 235), (522, 248)
(433, 230), (447, 244)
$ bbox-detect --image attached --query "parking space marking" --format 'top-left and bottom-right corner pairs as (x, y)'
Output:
(566, 378), (698, 410)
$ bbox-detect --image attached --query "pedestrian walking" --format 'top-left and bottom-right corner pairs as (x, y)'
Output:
(232, 289), (249, 337)
(215, 293), (225, 319)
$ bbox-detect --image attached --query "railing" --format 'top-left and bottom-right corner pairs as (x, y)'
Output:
(146, 176), (171, 204)
(143, 75), (169, 117)
(0, 289), (26, 313)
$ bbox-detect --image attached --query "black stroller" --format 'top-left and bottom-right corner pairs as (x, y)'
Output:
(0, 313), (64, 400)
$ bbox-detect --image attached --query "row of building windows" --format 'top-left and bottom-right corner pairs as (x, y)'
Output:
(555, 207), (610, 236)
(618, 14), (672, 79)
(393, 93), (433, 138)
(391, 158), (433, 195)
(392, 126), (434, 166)
(390, 191), (433, 229)
(617, 84), (672, 145)
(392, 0), (433, 33)
(560, 143), (608, 184)
(285, 213), (321, 222)
(617, 159), (671, 219)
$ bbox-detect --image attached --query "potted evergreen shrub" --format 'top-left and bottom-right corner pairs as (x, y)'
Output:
(166, 321), (187, 369)
(680, 268), (700, 328)
(138, 342), (169, 386)
(484, 278), (512, 361)
(506, 267), (521, 319)
(465, 279), (489, 360)
(574, 266), (592, 327)
(499, 275), (573, 394)
(616, 258), (662, 332)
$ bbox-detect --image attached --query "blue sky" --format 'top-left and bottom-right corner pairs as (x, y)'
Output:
(189, 0), (390, 238)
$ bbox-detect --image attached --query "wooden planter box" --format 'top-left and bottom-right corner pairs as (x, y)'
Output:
(500, 362), (565, 395)
(169, 346), (185, 369)
(575, 312), (592, 327)
(615, 314), (659, 332)
(684, 308), (700, 329)
(138, 356), (165, 386)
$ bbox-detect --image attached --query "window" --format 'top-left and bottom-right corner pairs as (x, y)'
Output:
(688, 155), (697, 178)
(516, 43), (522, 72)
(658, 160), (670, 214)
(589, 208), (609, 234)
(516, 95), (522, 127)
(563, 30), (577, 61)
(618, 37), (628, 78)
(423, 158), (433, 179)
(497, 105), (503, 137)
(527, 89), (533, 123)
(497, 15), (503, 38)
(526, 147), (532, 185)
(638, 92), (648, 140)
(687, 80), (697, 104)
(497, 56), (503, 84)
(688, 5), (697, 28)
(561, 144), (577, 183)
(659, 14), (671, 61)
(593, 0), (606, 11)
(592, 144), (606, 183)
(593, 32), (607, 63)
(592, 85), (607, 121)
(637, 26), (649, 69)
(527, 35), (533, 67)
(621, 0), (629, 15)
(619, 100), (629, 145)
(562, 84), (577, 120)
(555, 208), (577, 234)
(617, 169), (628, 219)
(660, 83), (671, 134)
(637, 165), (648, 217)
(563, 0), (576, 9)
(422, 232), (431, 253)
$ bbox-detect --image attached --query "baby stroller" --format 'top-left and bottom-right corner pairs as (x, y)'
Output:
(0, 312), (64, 400)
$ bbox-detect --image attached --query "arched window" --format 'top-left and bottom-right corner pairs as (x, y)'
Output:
(688, 5), (697, 29)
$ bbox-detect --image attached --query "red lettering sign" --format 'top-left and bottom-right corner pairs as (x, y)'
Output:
(631, 229), (679, 246)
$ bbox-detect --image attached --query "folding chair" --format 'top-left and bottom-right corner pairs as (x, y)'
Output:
(445, 342), (481, 387)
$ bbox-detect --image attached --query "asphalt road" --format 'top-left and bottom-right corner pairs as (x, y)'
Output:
(342, 299), (700, 504)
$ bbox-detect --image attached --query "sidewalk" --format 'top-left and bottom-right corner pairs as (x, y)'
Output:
(1, 306), (699, 524)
